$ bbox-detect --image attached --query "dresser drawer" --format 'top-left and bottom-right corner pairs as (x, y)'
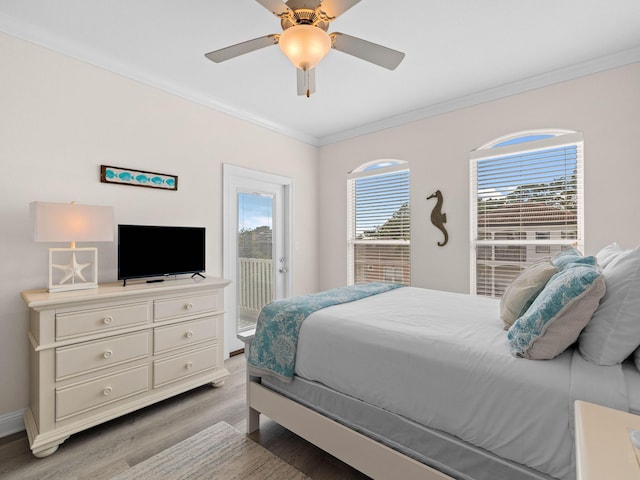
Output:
(56, 332), (149, 380)
(154, 292), (219, 321)
(56, 365), (149, 420)
(153, 345), (218, 388)
(56, 302), (150, 340)
(153, 316), (218, 354)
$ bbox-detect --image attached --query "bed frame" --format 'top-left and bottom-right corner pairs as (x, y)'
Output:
(245, 370), (453, 480)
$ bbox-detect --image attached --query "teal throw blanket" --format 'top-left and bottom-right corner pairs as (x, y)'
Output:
(247, 282), (403, 382)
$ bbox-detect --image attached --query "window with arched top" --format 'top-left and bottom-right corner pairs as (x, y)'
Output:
(347, 160), (410, 286)
(470, 130), (584, 297)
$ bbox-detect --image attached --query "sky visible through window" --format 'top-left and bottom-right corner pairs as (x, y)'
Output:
(355, 170), (409, 237)
(238, 193), (273, 231)
(362, 161), (397, 171)
(492, 134), (554, 148)
(477, 143), (577, 201)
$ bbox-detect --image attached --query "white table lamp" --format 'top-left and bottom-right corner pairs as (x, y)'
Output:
(32, 201), (114, 292)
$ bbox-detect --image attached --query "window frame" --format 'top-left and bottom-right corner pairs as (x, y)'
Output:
(347, 160), (410, 286)
(470, 130), (584, 296)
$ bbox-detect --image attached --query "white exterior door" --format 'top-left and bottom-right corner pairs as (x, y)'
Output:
(223, 164), (292, 356)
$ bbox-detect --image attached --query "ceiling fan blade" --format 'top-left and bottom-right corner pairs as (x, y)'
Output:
(297, 68), (316, 97)
(318, 0), (361, 20)
(205, 35), (279, 63)
(331, 32), (405, 70)
(255, 0), (293, 17)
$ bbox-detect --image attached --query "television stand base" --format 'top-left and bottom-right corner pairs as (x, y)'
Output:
(121, 273), (205, 287)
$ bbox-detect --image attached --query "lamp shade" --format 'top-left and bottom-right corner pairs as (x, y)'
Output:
(278, 25), (332, 70)
(32, 201), (114, 244)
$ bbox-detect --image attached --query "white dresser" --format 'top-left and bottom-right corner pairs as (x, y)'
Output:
(21, 277), (230, 457)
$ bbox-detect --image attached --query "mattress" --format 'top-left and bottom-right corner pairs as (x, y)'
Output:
(262, 374), (557, 480)
(279, 286), (635, 480)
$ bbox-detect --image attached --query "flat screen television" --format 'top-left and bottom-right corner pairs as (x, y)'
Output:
(118, 224), (206, 285)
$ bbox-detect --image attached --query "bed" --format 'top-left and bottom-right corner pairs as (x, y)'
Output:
(243, 244), (640, 480)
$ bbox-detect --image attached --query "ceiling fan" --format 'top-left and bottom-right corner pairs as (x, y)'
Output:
(204, 0), (405, 97)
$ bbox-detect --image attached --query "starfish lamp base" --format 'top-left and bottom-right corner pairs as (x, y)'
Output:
(48, 247), (98, 292)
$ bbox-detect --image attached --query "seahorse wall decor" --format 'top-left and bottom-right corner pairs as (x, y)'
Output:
(427, 190), (449, 247)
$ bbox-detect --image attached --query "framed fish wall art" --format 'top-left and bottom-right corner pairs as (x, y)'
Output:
(100, 165), (178, 191)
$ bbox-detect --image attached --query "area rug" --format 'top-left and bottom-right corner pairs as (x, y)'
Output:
(109, 421), (309, 479)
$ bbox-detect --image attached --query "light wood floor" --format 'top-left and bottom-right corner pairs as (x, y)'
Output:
(0, 355), (369, 480)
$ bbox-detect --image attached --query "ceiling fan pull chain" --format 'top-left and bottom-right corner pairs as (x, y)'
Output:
(304, 68), (311, 98)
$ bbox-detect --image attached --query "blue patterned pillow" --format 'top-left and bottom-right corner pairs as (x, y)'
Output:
(507, 263), (606, 360)
(551, 247), (596, 270)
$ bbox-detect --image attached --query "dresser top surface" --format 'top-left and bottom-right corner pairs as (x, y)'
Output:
(22, 276), (231, 309)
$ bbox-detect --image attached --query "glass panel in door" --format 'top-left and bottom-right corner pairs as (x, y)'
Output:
(237, 192), (274, 333)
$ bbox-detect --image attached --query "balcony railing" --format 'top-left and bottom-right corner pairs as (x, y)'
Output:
(238, 257), (272, 331)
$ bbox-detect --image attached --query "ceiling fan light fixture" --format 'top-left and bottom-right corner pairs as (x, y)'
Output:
(278, 25), (332, 70)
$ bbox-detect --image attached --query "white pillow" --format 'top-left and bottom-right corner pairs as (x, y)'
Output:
(500, 261), (558, 330)
(595, 242), (624, 269)
(579, 246), (640, 365)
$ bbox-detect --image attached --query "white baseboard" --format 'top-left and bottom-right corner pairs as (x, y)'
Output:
(0, 409), (25, 439)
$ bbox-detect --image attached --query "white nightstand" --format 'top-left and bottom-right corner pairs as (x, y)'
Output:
(574, 400), (640, 480)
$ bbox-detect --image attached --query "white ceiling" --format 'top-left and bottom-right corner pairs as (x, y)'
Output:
(1, 0), (640, 146)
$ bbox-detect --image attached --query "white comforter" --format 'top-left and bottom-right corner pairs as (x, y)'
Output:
(294, 287), (630, 480)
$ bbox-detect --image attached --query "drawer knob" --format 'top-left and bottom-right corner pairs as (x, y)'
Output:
(103, 350), (113, 359)
(185, 331), (193, 339)
(186, 303), (194, 310)
(186, 362), (193, 370)
(103, 316), (113, 325)
(103, 386), (113, 396)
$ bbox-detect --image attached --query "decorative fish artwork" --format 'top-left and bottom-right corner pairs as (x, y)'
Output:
(101, 165), (177, 190)
(427, 190), (449, 247)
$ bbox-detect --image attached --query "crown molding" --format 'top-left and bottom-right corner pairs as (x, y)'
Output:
(0, 14), (320, 146)
(2, 13), (639, 148)
(318, 45), (640, 146)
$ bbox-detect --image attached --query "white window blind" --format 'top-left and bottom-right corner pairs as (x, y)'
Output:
(347, 162), (410, 286)
(470, 131), (584, 297)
